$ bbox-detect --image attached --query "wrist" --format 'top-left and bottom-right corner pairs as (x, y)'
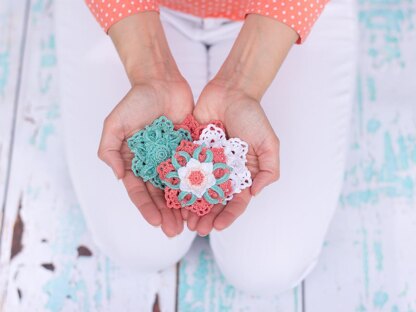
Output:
(213, 14), (298, 101)
(109, 12), (182, 84)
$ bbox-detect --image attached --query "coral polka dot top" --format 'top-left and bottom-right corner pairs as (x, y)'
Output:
(86, 0), (328, 43)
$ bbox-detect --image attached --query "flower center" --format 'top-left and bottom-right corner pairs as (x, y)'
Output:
(188, 170), (205, 186)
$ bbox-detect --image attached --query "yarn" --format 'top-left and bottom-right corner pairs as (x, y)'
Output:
(195, 124), (252, 199)
(128, 115), (253, 216)
(157, 141), (232, 216)
(127, 116), (192, 189)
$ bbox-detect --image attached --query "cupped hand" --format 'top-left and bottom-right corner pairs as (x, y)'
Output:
(98, 79), (194, 237)
(190, 81), (280, 235)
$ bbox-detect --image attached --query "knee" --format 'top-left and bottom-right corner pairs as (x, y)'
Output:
(216, 252), (319, 296)
(92, 228), (195, 273)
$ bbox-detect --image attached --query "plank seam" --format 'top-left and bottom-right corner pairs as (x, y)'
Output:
(0, 0), (31, 254)
(302, 280), (306, 312)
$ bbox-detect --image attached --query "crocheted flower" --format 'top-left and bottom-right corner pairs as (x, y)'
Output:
(178, 158), (216, 198)
(195, 124), (252, 199)
(127, 116), (192, 189)
(175, 114), (225, 141)
(157, 141), (233, 216)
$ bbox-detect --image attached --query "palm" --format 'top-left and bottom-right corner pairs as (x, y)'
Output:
(190, 83), (280, 235)
(99, 80), (194, 237)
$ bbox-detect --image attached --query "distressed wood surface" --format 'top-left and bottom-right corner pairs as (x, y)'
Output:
(178, 237), (302, 312)
(304, 0), (416, 310)
(0, 0), (175, 311)
(0, 0), (29, 306)
(0, 0), (28, 256)
(176, 0), (416, 310)
(0, 0), (415, 311)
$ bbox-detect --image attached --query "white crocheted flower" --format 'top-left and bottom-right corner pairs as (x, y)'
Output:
(194, 124), (252, 199)
(177, 158), (216, 198)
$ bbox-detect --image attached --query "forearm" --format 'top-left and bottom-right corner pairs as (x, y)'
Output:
(108, 12), (182, 85)
(213, 14), (298, 101)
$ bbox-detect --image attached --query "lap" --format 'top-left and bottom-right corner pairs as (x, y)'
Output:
(55, 0), (357, 286)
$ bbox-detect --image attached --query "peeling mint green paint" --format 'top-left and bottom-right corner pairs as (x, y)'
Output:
(367, 119), (381, 133)
(341, 130), (416, 207)
(41, 34), (57, 67)
(397, 134), (410, 170)
(43, 205), (90, 311)
(356, 303), (368, 312)
(0, 51), (10, 95)
(294, 286), (299, 312)
(373, 241), (384, 271)
(357, 73), (364, 134)
(366, 76), (377, 102)
(179, 251), (211, 312)
(362, 228), (370, 298)
(392, 304), (400, 312)
(105, 257), (112, 300)
(373, 291), (388, 308)
(37, 123), (55, 151)
(40, 73), (53, 94)
(93, 261), (103, 309)
(193, 250), (209, 309)
(32, 0), (46, 13)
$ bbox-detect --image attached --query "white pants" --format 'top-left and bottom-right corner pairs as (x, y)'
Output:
(55, 0), (357, 296)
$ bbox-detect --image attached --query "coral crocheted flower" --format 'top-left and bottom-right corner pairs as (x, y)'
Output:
(157, 141), (233, 216)
(175, 114), (225, 141)
(127, 116), (192, 189)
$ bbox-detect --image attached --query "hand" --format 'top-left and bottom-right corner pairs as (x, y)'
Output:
(184, 14), (296, 235)
(98, 79), (194, 237)
(97, 12), (196, 237)
(190, 81), (280, 235)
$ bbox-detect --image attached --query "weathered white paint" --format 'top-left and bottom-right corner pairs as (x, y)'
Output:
(1, 0), (415, 310)
(0, 0), (30, 307)
(0, 0), (177, 310)
(304, 0), (416, 309)
(178, 237), (302, 312)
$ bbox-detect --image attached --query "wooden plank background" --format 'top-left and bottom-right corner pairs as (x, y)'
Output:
(0, 0), (415, 311)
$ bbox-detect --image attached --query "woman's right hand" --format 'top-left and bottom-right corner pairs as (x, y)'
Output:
(98, 80), (193, 237)
(97, 12), (193, 237)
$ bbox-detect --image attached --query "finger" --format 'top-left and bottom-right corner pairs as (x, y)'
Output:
(147, 183), (180, 237)
(121, 143), (134, 169)
(173, 209), (184, 235)
(251, 137), (280, 196)
(196, 204), (224, 236)
(181, 209), (189, 221)
(122, 171), (162, 226)
(213, 189), (251, 231)
(98, 115), (126, 179)
(187, 212), (200, 231)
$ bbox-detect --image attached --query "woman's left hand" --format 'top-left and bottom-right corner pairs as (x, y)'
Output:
(189, 80), (281, 235)
(184, 14), (297, 235)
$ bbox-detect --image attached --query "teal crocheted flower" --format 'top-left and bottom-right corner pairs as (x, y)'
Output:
(127, 116), (192, 189)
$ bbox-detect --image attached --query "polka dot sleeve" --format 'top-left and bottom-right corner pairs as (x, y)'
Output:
(85, 0), (159, 33)
(246, 0), (328, 43)
(85, 0), (327, 43)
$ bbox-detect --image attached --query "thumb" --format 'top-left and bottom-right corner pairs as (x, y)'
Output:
(98, 116), (126, 179)
(250, 139), (280, 196)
